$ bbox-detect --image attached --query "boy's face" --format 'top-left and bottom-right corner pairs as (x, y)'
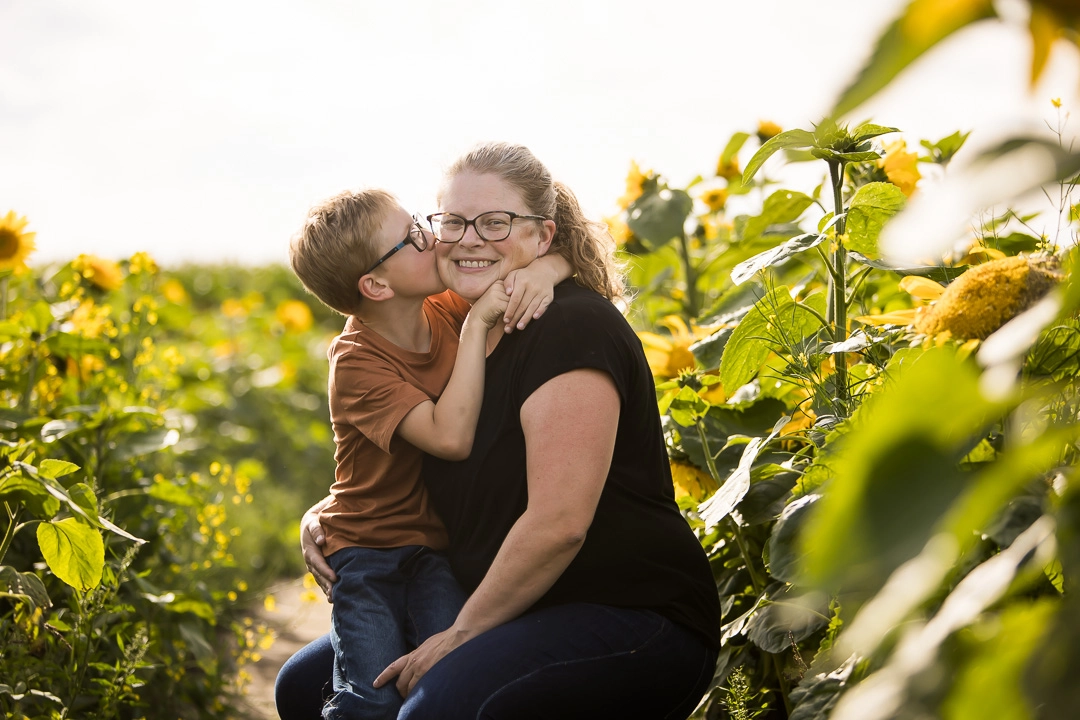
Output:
(366, 205), (444, 298)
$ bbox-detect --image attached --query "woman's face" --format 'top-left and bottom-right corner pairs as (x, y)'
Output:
(435, 172), (555, 302)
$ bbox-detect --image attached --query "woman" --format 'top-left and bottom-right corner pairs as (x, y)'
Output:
(277, 143), (720, 719)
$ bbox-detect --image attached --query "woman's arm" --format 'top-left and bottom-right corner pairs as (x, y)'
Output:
(375, 368), (620, 696)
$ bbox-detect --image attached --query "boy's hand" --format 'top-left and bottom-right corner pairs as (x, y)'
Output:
(503, 266), (556, 333)
(467, 280), (510, 330)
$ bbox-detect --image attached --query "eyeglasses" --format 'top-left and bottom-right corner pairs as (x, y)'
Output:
(364, 214), (429, 274)
(427, 211), (547, 243)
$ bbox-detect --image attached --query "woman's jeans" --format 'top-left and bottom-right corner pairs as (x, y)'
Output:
(277, 601), (717, 720)
(321, 545), (465, 720)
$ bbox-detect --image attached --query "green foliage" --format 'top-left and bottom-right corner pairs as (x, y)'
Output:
(617, 100), (1080, 718)
(0, 255), (336, 718)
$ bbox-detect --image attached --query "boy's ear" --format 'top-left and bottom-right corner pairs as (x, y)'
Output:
(358, 274), (394, 302)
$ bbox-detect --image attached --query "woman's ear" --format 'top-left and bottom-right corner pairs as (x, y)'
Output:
(358, 274), (394, 302)
(536, 219), (556, 257)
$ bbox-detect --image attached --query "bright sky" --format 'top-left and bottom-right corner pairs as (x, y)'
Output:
(3, 0), (1078, 266)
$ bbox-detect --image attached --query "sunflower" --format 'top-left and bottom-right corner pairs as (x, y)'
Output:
(275, 299), (314, 333)
(74, 254), (124, 291)
(715, 155), (741, 182)
(855, 255), (1062, 341)
(0, 211), (37, 272)
(700, 187), (729, 213)
(757, 120), (783, 143)
(617, 160), (654, 211)
(638, 315), (711, 379)
(670, 460), (719, 503)
(877, 139), (921, 197)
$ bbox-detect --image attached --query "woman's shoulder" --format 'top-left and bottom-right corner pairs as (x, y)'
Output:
(548, 280), (623, 319)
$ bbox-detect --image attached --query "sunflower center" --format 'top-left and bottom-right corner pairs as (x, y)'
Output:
(0, 229), (18, 259)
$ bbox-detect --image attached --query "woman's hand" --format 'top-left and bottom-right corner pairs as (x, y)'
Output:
(300, 498), (336, 600)
(373, 626), (469, 697)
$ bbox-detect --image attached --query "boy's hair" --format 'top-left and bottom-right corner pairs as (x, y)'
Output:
(289, 188), (400, 316)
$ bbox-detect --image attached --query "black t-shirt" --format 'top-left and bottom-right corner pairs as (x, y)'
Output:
(422, 281), (721, 649)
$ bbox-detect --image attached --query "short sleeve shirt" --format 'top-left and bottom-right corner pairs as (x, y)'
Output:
(423, 282), (722, 648)
(321, 290), (472, 554)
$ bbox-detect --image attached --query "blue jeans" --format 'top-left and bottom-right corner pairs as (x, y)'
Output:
(399, 602), (717, 719)
(322, 545), (465, 720)
(277, 603), (716, 720)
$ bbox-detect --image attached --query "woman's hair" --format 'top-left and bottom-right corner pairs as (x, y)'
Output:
(440, 142), (625, 302)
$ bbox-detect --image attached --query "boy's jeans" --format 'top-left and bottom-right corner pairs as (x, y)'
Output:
(322, 545), (465, 720)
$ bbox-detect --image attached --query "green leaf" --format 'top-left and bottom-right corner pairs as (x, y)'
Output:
(831, 0), (997, 117)
(720, 287), (826, 393)
(626, 188), (693, 250)
(25, 301), (55, 334)
(1026, 321), (1080, 380)
(731, 233), (826, 286)
(921, 130), (971, 165)
(147, 480), (201, 507)
(66, 482), (98, 517)
(689, 326), (734, 371)
(44, 331), (111, 358)
(41, 419), (82, 443)
(721, 131), (751, 166)
(767, 494), (820, 583)
(789, 655), (857, 720)
(810, 148), (881, 163)
(0, 472), (61, 518)
(112, 428), (180, 461)
(847, 252), (968, 284)
(800, 348), (1006, 590)
(37, 459), (79, 480)
(941, 600), (1057, 720)
(0, 565), (52, 610)
(741, 190), (814, 242)
(37, 518), (105, 590)
(844, 182), (907, 258)
(851, 123), (900, 143)
(738, 470), (799, 526)
(747, 586), (831, 653)
(743, 129), (815, 183)
(167, 596), (218, 623)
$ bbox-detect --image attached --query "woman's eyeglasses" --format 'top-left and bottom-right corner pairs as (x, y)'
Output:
(427, 211), (546, 243)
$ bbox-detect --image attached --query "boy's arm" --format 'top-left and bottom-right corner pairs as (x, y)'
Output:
(502, 253), (573, 332)
(395, 281), (509, 461)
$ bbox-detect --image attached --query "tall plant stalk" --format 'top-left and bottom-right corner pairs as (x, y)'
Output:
(827, 160), (850, 412)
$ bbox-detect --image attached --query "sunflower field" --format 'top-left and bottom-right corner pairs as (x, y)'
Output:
(0, 243), (342, 718)
(616, 3), (1080, 718)
(4, 1), (1080, 718)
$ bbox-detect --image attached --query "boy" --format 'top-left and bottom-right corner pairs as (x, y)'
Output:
(288, 188), (569, 720)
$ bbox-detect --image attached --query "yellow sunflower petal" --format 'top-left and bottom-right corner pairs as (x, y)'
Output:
(854, 309), (919, 327)
(899, 275), (945, 300)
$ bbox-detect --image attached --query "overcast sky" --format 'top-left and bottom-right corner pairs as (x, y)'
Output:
(3, 0), (1078, 266)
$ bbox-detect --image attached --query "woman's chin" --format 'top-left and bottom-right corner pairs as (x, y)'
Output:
(442, 264), (500, 300)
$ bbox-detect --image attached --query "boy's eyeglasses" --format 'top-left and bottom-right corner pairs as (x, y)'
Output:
(426, 211), (547, 243)
(364, 215), (429, 275)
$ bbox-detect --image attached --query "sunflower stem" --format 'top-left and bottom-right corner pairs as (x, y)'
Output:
(677, 232), (700, 320)
(827, 160), (850, 413)
(0, 276), (7, 320)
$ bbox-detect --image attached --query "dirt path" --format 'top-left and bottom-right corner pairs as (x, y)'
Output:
(239, 577), (332, 719)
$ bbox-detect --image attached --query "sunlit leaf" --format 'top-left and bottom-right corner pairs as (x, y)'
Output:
(36, 518), (104, 591)
(800, 348), (1007, 590)
(112, 428), (180, 461)
(37, 459), (79, 480)
(731, 233), (826, 286)
(844, 182), (906, 258)
(721, 131), (751, 166)
(831, 0), (996, 117)
(741, 190), (814, 242)
(0, 565), (52, 610)
(743, 129), (815, 183)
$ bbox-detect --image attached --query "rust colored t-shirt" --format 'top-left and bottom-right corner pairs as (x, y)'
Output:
(320, 290), (471, 555)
